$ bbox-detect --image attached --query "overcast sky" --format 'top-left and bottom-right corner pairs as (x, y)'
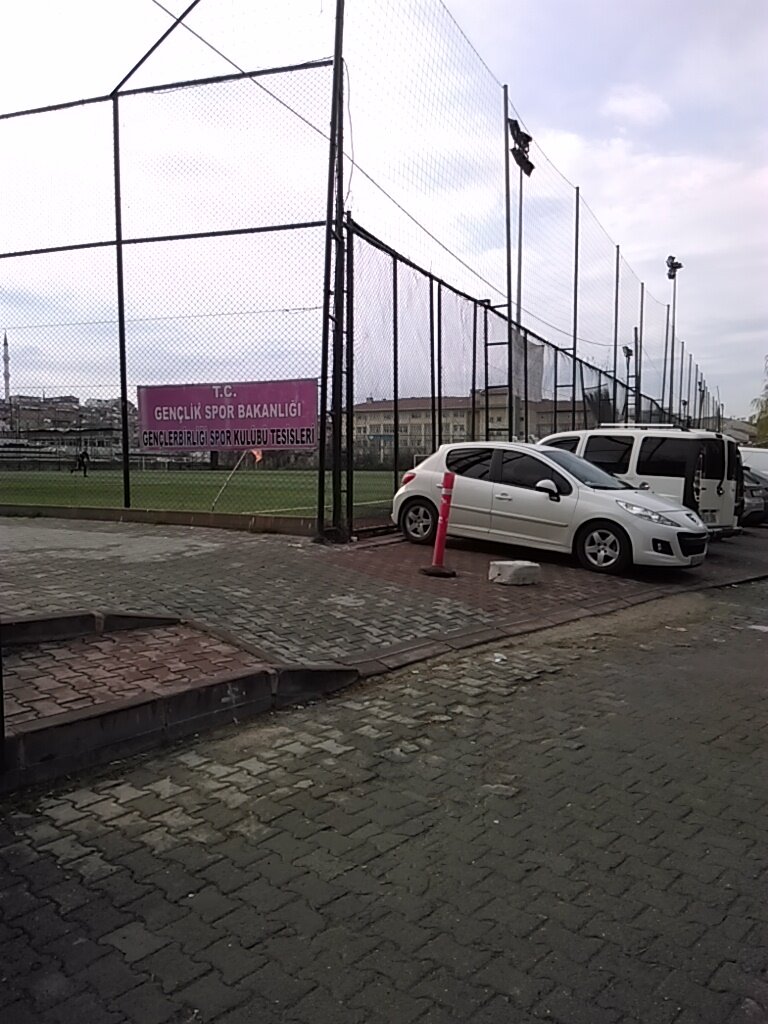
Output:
(1, 0), (765, 416)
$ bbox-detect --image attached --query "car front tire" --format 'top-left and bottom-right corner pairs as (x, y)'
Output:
(400, 498), (438, 545)
(575, 519), (632, 574)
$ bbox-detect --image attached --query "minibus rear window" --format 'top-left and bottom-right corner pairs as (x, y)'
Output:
(637, 438), (700, 477)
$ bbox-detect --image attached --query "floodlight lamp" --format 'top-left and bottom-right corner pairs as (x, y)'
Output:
(512, 148), (534, 176)
(666, 254), (683, 279)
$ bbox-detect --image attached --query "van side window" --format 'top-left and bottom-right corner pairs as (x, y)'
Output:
(638, 438), (696, 477)
(546, 437), (579, 453)
(584, 435), (633, 474)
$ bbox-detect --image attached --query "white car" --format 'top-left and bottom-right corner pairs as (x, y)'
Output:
(392, 441), (709, 574)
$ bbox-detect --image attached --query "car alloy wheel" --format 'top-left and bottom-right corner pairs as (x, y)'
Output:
(576, 520), (631, 574)
(584, 529), (621, 568)
(401, 499), (437, 544)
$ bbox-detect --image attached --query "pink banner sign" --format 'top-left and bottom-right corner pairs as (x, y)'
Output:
(138, 379), (318, 451)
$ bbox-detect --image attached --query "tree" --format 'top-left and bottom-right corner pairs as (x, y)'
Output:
(752, 356), (768, 445)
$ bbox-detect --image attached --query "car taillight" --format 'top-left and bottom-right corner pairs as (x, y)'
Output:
(401, 471), (416, 485)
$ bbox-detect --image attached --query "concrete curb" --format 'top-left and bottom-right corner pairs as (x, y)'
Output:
(2, 610), (181, 646)
(0, 503), (315, 536)
(1, 661), (361, 793)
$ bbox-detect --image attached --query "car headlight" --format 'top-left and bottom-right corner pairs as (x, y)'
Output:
(616, 501), (678, 528)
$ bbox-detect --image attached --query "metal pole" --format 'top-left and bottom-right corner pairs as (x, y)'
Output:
(669, 273), (677, 418)
(317, 0), (346, 537)
(330, 14), (346, 537)
(635, 282), (645, 423)
(392, 256), (400, 495)
(436, 283), (443, 445)
(580, 362), (587, 428)
(571, 185), (580, 429)
(661, 303), (670, 418)
(503, 85), (515, 441)
(677, 341), (685, 421)
(517, 161), (525, 441)
(483, 305), (490, 439)
(344, 213), (354, 532)
(612, 244), (620, 419)
(597, 369), (603, 427)
(695, 367), (702, 427)
(112, 95), (131, 509)
(633, 326), (640, 423)
(686, 353), (693, 426)
(523, 327), (529, 440)
(552, 346), (559, 433)
(429, 277), (436, 450)
(470, 302), (478, 441)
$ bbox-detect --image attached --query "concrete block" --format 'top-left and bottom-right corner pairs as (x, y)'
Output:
(488, 560), (541, 586)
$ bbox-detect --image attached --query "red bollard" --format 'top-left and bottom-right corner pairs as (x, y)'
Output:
(420, 470), (457, 578)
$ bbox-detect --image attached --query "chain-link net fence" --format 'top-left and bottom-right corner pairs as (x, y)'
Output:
(1, 60), (332, 521)
(0, 0), (722, 536)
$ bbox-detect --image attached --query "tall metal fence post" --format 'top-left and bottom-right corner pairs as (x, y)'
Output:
(612, 244), (620, 420)
(503, 85), (515, 441)
(635, 282), (645, 423)
(661, 302), (670, 420)
(470, 303), (478, 441)
(429, 277), (437, 450)
(111, 94), (131, 509)
(523, 329), (529, 439)
(571, 185), (580, 429)
(330, 7), (346, 537)
(483, 304), (490, 439)
(669, 272), (678, 419)
(317, 0), (346, 537)
(392, 255), (400, 491)
(436, 282), (443, 445)
(678, 341), (685, 421)
(686, 353), (693, 426)
(345, 213), (354, 530)
(552, 347), (559, 433)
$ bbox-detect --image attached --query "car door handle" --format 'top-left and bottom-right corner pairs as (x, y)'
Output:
(496, 493), (513, 501)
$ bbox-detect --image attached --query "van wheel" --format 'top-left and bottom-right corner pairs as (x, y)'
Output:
(575, 520), (632, 574)
(400, 498), (438, 545)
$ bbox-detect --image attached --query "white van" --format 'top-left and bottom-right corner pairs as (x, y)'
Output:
(539, 425), (742, 536)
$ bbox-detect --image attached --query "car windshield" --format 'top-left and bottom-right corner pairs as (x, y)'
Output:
(541, 447), (631, 490)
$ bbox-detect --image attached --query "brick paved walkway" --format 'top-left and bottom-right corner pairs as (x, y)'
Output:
(2, 519), (768, 668)
(4, 626), (259, 731)
(1, 582), (767, 1023)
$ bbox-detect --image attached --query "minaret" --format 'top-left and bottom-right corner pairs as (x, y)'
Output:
(3, 332), (9, 402)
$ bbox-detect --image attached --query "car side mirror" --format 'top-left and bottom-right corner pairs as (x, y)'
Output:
(535, 479), (560, 501)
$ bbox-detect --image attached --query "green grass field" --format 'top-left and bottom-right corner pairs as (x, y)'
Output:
(0, 469), (397, 518)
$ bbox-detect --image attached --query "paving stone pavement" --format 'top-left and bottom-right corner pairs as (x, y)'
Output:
(1, 581), (767, 1023)
(2, 519), (768, 667)
(4, 626), (260, 730)
(0, 519), (501, 663)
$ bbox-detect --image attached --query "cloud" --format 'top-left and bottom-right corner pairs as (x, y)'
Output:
(600, 85), (670, 127)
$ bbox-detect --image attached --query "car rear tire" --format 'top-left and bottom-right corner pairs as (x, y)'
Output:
(400, 498), (438, 545)
(575, 519), (632, 574)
